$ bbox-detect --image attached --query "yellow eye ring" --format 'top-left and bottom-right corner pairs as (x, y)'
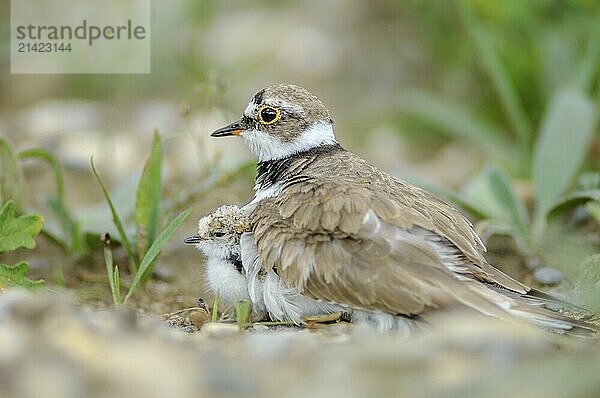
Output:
(258, 106), (281, 125)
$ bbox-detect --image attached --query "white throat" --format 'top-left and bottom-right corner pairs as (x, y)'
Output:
(242, 121), (337, 162)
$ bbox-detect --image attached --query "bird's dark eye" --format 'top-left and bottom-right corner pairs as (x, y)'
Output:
(213, 232), (225, 237)
(258, 106), (280, 124)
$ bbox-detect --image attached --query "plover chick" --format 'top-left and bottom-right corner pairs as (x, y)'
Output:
(185, 205), (343, 325)
(184, 205), (263, 318)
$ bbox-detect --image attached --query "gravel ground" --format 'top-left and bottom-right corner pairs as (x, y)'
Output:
(1, 289), (599, 398)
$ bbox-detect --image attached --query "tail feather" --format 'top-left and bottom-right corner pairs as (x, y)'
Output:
(466, 279), (599, 336)
(507, 303), (598, 336)
(495, 287), (598, 336)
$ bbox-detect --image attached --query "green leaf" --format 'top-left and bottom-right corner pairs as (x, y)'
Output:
(102, 234), (120, 308)
(546, 190), (600, 218)
(532, 89), (598, 229)
(586, 201), (600, 226)
(0, 201), (43, 253)
(135, 131), (162, 258)
(463, 166), (529, 243)
(456, 0), (532, 172)
(397, 89), (513, 160)
(90, 157), (138, 273)
(0, 135), (25, 213)
(124, 208), (191, 303)
(0, 262), (46, 289)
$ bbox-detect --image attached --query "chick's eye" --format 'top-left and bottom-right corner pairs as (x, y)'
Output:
(259, 106), (280, 124)
(213, 232), (225, 237)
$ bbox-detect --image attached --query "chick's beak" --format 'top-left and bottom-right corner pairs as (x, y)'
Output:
(184, 235), (202, 245)
(211, 119), (245, 137)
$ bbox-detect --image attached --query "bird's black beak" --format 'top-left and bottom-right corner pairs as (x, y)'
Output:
(211, 119), (245, 137)
(184, 235), (201, 245)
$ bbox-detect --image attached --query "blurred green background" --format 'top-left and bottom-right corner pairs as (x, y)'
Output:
(0, 0), (599, 306)
(1, 0), (599, 172)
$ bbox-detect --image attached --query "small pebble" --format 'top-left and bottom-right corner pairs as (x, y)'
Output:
(200, 322), (240, 338)
(534, 267), (564, 286)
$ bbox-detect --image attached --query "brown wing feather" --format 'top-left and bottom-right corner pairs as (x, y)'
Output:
(252, 173), (515, 317)
(253, 149), (495, 279)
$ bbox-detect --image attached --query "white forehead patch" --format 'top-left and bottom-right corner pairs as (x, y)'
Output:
(244, 99), (257, 118)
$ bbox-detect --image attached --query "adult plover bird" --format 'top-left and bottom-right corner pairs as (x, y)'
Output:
(184, 205), (343, 324)
(210, 84), (598, 335)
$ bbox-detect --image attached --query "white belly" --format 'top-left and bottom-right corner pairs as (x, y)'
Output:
(204, 257), (250, 306)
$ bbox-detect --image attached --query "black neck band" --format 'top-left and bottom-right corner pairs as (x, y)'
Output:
(255, 143), (343, 189)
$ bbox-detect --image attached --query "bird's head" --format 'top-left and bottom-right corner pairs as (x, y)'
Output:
(184, 205), (251, 259)
(211, 84), (337, 161)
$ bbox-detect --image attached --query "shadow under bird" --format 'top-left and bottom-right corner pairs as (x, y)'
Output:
(207, 83), (598, 335)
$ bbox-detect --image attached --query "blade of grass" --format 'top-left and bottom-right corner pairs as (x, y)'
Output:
(456, 0), (532, 172)
(113, 265), (121, 305)
(134, 131), (162, 258)
(101, 233), (120, 308)
(123, 208), (191, 303)
(90, 157), (138, 274)
(0, 135), (24, 213)
(212, 290), (220, 321)
(234, 300), (251, 329)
